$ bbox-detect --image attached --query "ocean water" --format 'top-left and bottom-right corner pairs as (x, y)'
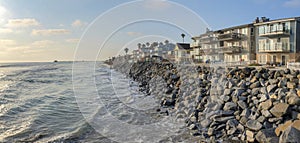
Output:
(0, 62), (188, 143)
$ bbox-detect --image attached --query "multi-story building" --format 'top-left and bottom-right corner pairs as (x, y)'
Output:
(216, 24), (256, 63)
(254, 17), (300, 65)
(191, 24), (256, 64)
(191, 29), (220, 63)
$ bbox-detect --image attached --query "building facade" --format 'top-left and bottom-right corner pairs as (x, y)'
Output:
(191, 30), (220, 63)
(254, 17), (300, 65)
(216, 24), (256, 63)
(191, 24), (256, 64)
(174, 43), (192, 63)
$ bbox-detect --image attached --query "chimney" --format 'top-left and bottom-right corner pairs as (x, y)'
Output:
(255, 17), (259, 23)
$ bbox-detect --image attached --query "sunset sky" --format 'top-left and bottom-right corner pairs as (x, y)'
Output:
(0, 0), (300, 62)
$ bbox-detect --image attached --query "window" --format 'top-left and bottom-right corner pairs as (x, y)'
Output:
(277, 38), (281, 42)
(251, 28), (254, 36)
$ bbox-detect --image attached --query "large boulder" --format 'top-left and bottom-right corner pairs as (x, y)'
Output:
(223, 102), (237, 111)
(270, 103), (289, 118)
(279, 126), (300, 143)
(255, 128), (279, 143)
(246, 120), (262, 131)
(259, 99), (273, 110)
(275, 120), (293, 136)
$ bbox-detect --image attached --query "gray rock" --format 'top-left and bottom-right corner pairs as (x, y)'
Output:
(268, 117), (282, 123)
(270, 103), (289, 118)
(267, 84), (277, 94)
(240, 116), (248, 125)
(189, 123), (196, 130)
(241, 108), (251, 118)
(227, 127), (237, 135)
(258, 94), (269, 102)
(214, 116), (235, 123)
(237, 123), (245, 132)
(226, 119), (239, 128)
(279, 126), (300, 143)
(237, 100), (247, 109)
(250, 81), (261, 89)
(287, 81), (296, 89)
(257, 116), (266, 123)
(255, 128), (279, 143)
(200, 119), (211, 128)
(260, 87), (268, 94)
(234, 88), (245, 96)
(259, 99), (273, 110)
(246, 120), (263, 131)
(251, 88), (260, 95)
(278, 79), (287, 88)
(223, 102), (237, 111)
(287, 95), (300, 105)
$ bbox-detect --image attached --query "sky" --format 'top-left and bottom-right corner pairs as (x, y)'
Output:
(0, 0), (300, 62)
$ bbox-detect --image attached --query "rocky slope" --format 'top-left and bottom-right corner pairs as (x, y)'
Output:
(112, 59), (300, 143)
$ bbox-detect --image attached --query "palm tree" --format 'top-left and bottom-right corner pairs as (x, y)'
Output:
(164, 40), (169, 45)
(124, 48), (129, 55)
(181, 33), (185, 43)
(146, 42), (150, 47)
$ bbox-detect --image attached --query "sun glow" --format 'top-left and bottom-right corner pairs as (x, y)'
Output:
(0, 5), (7, 21)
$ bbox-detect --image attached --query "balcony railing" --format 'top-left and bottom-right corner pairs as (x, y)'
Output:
(219, 46), (242, 54)
(258, 43), (290, 52)
(259, 29), (290, 37)
(218, 32), (242, 41)
(199, 36), (218, 44)
(200, 48), (216, 55)
(190, 42), (201, 48)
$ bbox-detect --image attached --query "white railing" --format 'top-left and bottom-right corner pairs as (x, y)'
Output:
(287, 62), (300, 70)
(258, 43), (289, 52)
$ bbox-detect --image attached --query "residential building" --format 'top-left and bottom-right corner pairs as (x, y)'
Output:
(191, 24), (256, 64)
(174, 43), (192, 63)
(216, 24), (256, 63)
(191, 29), (220, 63)
(254, 17), (300, 65)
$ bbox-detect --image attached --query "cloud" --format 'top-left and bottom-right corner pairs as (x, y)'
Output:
(0, 39), (16, 47)
(66, 38), (80, 43)
(31, 29), (70, 36)
(0, 28), (13, 34)
(31, 40), (55, 48)
(284, 0), (300, 7)
(6, 18), (40, 28)
(0, 5), (9, 24)
(126, 32), (143, 36)
(143, 0), (171, 11)
(71, 19), (86, 27)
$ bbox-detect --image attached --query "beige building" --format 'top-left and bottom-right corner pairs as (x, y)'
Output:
(174, 43), (192, 63)
(254, 17), (300, 65)
(216, 24), (256, 63)
(191, 30), (220, 63)
(191, 24), (256, 64)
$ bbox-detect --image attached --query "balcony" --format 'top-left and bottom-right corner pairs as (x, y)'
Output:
(259, 29), (290, 37)
(219, 46), (242, 54)
(190, 42), (201, 48)
(218, 32), (242, 41)
(200, 48), (216, 55)
(199, 36), (218, 44)
(258, 43), (290, 53)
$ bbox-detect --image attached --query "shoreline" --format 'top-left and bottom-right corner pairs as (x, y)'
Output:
(111, 59), (300, 142)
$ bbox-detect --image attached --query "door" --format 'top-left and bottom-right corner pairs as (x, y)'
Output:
(282, 55), (286, 65)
